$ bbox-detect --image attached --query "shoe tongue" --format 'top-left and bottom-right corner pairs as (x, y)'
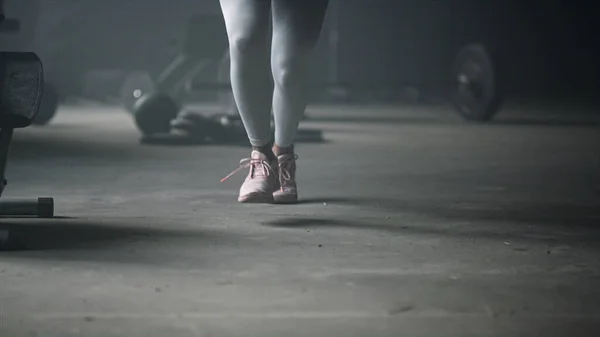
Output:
(251, 150), (269, 161)
(250, 150), (272, 178)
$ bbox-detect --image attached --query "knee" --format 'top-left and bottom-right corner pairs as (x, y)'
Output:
(228, 32), (264, 58)
(272, 55), (307, 88)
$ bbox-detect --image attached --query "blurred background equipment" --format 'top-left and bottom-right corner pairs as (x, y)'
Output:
(1, 0), (59, 127)
(451, 44), (502, 122)
(32, 82), (58, 125)
(118, 13), (229, 136)
(1, 0), (595, 134)
(0, 2), (54, 226)
(0, 51), (54, 221)
(0, 18), (18, 32)
(132, 92), (180, 136)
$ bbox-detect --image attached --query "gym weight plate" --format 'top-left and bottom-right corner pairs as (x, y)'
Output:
(451, 43), (502, 122)
(132, 92), (179, 136)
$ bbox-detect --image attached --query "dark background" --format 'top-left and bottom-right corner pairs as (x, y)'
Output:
(2, 0), (599, 103)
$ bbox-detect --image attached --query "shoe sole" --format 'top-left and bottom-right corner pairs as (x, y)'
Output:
(273, 194), (298, 204)
(238, 192), (275, 204)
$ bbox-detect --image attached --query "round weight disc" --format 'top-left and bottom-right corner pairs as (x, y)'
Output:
(32, 83), (59, 126)
(120, 72), (156, 112)
(133, 92), (179, 135)
(451, 43), (502, 122)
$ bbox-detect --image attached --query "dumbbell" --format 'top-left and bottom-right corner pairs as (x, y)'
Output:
(121, 45), (232, 137)
(132, 91), (181, 136)
(120, 72), (180, 136)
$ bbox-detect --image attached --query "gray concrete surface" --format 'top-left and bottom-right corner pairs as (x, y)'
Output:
(1, 103), (600, 337)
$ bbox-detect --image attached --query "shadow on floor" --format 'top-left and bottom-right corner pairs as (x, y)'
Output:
(140, 128), (327, 147)
(307, 115), (600, 128)
(298, 197), (600, 226)
(263, 197), (600, 245)
(13, 127), (326, 155)
(9, 135), (139, 160)
(0, 218), (238, 260)
(306, 115), (456, 125)
(492, 117), (600, 127)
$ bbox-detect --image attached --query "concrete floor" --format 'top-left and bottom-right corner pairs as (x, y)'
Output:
(1, 103), (600, 337)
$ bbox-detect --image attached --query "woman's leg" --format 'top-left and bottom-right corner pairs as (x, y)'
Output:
(219, 0), (273, 149)
(219, 0), (278, 203)
(270, 0), (329, 149)
(270, 0), (329, 203)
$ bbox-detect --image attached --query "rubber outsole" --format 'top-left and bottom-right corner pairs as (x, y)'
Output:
(238, 192), (275, 204)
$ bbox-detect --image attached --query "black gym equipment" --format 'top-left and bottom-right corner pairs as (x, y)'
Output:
(0, 17), (18, 32)
(120, 73), (179, 137)
(121, 48), (230, 135)
(133, 92), (180, 136)
(0, 0), (6, 25)
(1, 0), (59, 127)
(121, 14), (229, 136)
(169, 109), (246, 144)
(1, 6), (54, 250)
(140, 110), (243, 146)
(0, 52), (54, 219)
(32, 82), (59, 125)
(450, 43), (502, 122)
(122, 46), (224, 136)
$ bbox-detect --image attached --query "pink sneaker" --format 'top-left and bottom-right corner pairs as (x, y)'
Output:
(273, 154), (299, 204)
(221, 150), (278, 203)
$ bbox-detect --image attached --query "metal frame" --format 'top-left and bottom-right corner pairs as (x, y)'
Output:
(0, 127), (53, 218)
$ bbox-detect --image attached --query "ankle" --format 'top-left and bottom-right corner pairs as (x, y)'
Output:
(273, 144), (294, 157)
(252, 144), (276, 161)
